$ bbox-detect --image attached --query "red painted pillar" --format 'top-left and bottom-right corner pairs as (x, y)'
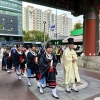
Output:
(84, 12), (96, 56)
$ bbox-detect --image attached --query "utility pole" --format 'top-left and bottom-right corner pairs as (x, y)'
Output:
(43, 21), (46, 46)
(56, 8), (57, 39)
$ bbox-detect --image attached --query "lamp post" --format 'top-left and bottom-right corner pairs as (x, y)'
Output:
(43, 21), (46, 46)
(56, 8), (57, 39)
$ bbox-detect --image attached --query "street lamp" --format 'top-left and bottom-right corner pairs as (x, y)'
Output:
(43, 21), (46, 46)
(56, 8), (57, 39)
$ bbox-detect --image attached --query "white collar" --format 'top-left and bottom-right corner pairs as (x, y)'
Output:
(17, 50), (22, 54)
(30, 49), (37, 56)
(45, 51), (52, 59)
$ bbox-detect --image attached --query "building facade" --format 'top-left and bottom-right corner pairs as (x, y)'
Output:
(23, 6), (43, 32)
(43, 9), (52, 38)
(34, 8), (43, 31)
(0, 0), (22, 42)
(22, 6), (72, 39)
(23, 6), (34, 31)
(67, 17), (73, 36)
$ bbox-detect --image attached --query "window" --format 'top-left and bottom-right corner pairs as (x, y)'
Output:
(6, 2), (8, 5)
(3, 19), (5, 20)
(3, 27), (4, 30)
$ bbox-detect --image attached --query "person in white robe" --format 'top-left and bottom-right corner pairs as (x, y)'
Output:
(62, 38), (80, 93)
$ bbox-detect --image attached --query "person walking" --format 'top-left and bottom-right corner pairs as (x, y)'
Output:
(27, 44), (41, 88)
(55, 46), (61, 63)
(5, 47), (12, 73)
(12, 44), (26, 80)
(62, 38), (80, 93)
(39, 42), (59, 99)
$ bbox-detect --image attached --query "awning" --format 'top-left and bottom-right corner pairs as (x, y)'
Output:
(0, 33), (23, 37)
(71, 28), (83, 36)
(62, 35), (83, 43)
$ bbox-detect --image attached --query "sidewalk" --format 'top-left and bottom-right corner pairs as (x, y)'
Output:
(0, 62), (39, 100)
(0, 62), (100, 100)
(22, 64), (100, 100)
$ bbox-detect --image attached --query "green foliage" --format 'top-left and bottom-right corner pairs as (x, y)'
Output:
(74, 22), (83, 30)
(23, 30), (49, 42)
(87, 7), (95, 13)
(0, 23), (5, 31)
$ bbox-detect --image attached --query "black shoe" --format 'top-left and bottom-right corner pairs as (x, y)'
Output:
(52, 94), (59, 99)
(65, 90), (71, 93)
(4, 69), (7, 71)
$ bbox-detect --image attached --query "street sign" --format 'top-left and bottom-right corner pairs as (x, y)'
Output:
(51, 25), (55, 28)
(50, 25), (55, 31)
(51, 29), (54, 31)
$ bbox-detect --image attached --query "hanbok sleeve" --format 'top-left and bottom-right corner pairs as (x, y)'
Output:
(53, 54), (57, 67)
(73, 50), (78, 60)
(63, 50), (72, 61)
(27, 52), (35, 68)
(39, 55), (49, 70)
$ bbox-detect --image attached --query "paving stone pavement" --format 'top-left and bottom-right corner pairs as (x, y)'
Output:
(22, 67), (100, 100)
(0, 55), (100, 100)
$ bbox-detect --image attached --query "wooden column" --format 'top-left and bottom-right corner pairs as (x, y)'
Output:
(84, 11), (96, 56)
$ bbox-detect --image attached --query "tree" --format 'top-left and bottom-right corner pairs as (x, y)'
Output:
(74, 22), (83, 30)
(22, 30), (26, 35)
(0, 23), (4, 32)
(23, 30), (49, 42)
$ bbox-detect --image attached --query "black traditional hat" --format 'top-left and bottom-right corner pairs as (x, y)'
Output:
(45, 42), (52, 49)
(68, 38), (74, 44)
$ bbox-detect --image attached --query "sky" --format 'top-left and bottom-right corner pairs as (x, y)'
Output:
(23, 2), (83, 24)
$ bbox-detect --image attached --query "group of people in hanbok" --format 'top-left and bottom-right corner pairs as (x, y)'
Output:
(1, 38), (80, 99)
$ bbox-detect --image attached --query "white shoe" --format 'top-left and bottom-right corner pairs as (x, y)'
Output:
(71, 86), (79, 92)
(37, 81), (41, 88)
(41, 84), (46, 88)
(18, 76), (21, 80)
(7, 70), (10, 73)
(52, 94), (59, 99)
(52, 88), (59, 99)
(41, 84), (44, 87)
(65, 88), (71, 93)
(17, 71), (21, 75)
(40, 86), (44, 94)
(28, 82), (31, 87)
